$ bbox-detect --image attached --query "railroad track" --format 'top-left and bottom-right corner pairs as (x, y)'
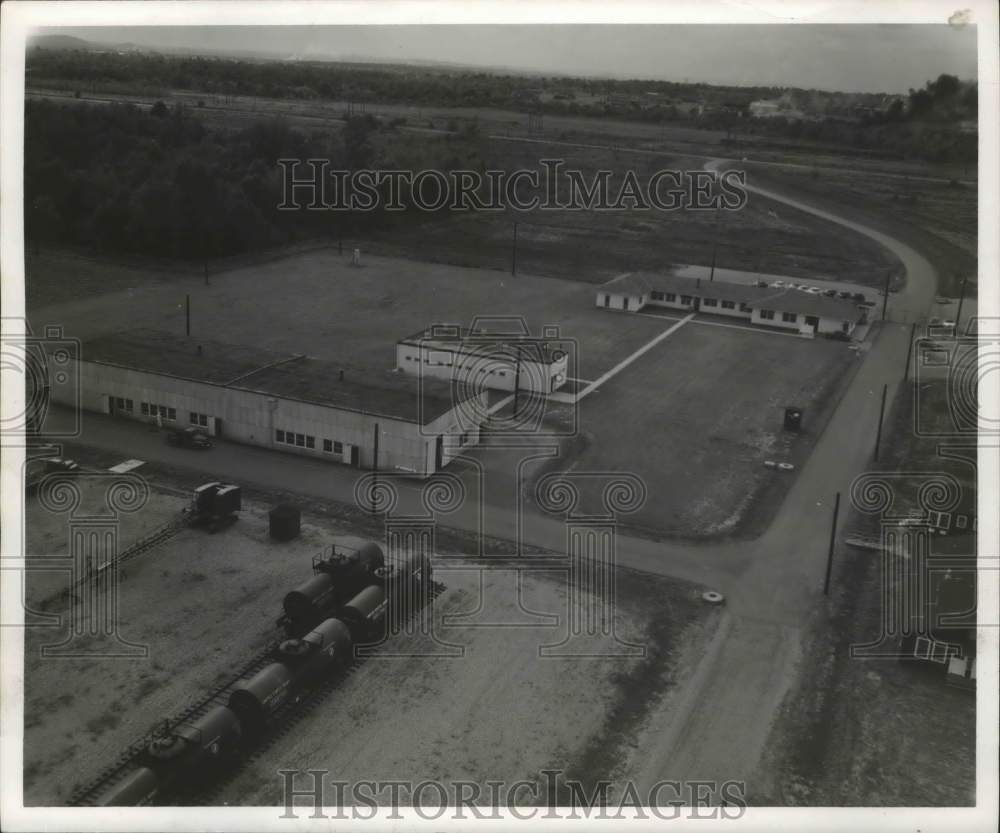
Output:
(68, 581), (447, 807)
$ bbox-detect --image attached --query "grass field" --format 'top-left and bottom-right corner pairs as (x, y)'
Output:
(549, 321), (857, 537)
(28, 249), (673, 379)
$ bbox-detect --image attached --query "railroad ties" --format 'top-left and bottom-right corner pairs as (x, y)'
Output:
(67, 580), (447, 807)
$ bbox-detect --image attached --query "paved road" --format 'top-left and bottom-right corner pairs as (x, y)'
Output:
(35, 163), (937, 792)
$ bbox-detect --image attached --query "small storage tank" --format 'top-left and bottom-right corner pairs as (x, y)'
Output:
(269, 504), (301, 540)
(227, 663), (294, 730)
(97, 766), (160, 807)
(282, 573), (336, 627)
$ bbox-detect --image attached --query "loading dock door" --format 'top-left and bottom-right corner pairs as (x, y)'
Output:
(351, 446), (360, 467)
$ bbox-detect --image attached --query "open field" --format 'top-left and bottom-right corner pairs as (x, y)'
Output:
(549, 321), (858, 538)
(748, 163), (976, 299)
(28, 249), (673, 380)
(22, 477), (718, 805)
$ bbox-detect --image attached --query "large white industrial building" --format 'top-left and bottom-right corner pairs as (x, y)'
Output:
(61, 329), (487, 476)
(396, 324), (570, 394)
(598, 272), (866, 337)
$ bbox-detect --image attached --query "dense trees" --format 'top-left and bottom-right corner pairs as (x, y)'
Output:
(24, 98), (486, 259)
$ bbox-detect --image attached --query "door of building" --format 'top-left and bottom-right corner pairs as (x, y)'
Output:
(435, 435), (444, 472)
(805, 315), (819, 334)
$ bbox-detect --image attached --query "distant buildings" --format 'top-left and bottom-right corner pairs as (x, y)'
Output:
(597, 272), (865, 338)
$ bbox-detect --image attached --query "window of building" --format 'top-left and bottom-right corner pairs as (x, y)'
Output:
(740, 303), (751, 312)
(760, 309), (775, 320)
(306, 436), (315, 449)
(459, 432), (469, 447)
(703, 298), (718, 308)
(842, 321), (850, 332)
(334, 441), (343, 454)
(665, 293), (676, 302)
(277, 430), (285, 443)
(680, 295), (692, 305)
(168, 407), (177, 421)
(651, 291), (663, 301)
(190, 412), (199, 425)
(141, 402), (150, 416)
(295, 433), (305, 447)
(782, 312), (797, 323)
(721, 300), (736, 310)
(323, 439), (333, 453)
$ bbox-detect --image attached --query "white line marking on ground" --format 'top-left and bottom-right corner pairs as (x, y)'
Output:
(685, 317), (807, 338)
(108, 459), (146, 473)
(487, 394), (515, 416)
(578, 312), (695, 400)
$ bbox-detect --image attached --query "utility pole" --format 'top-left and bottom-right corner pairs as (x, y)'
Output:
(511, 221), (518, 276)
(708, 241), (717, 282)
(881, 269), (891, 322)
(823, 492), (841, 596)
(185, 294), (190, 336)
(902, 322), (917, 383)
(955, 275), (969, 332)
(371, 422), (379, 514)
(873, 383), (889, 462)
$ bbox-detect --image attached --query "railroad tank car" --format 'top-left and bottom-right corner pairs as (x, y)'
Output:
(339, 584), (388, 640)
(277, 617), (354, 683)
(227, 662), (295, 732)
(355, 541), (385, 573)
(97, 766), (160, 806)
(145, 706), (242, 774)
(282, 572), (337, 630)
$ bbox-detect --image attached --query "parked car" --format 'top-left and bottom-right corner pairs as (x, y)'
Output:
(756, 280), (769, 288)
(851, 292), (866, 302)
(934, 296), (952, 304)
(805, 287), (822, 295)
(838, 291), (853, 299)
(167, 427), (213, 449)
(941, 319), (956, 329)
(771, 280), (786, 288)
(929, 317), (942, 326)
(823, 289), (837, 297)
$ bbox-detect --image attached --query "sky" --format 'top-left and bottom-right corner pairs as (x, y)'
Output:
(39, 24), (979, 94)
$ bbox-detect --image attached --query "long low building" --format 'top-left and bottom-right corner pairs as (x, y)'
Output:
(60, 329), (487, 476)
(598, 271), (866, 337)
(396, 324), (570, 393)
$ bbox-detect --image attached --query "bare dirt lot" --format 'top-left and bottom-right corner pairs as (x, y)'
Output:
(551, 320), (858, 538)
(216, 565), (719, 807)
(22, 478), (718, 806)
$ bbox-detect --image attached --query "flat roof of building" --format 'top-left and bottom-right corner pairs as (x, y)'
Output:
(603, 272), (862, 321)
(80, 329), (462, 424)
(236, 358), (459, 423)
(399, 325), (566, 363)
